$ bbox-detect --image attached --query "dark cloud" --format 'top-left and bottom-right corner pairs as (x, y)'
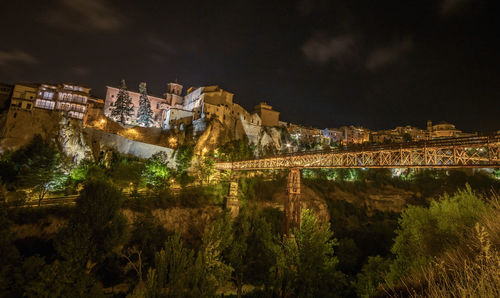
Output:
(301, 34), (357, 64)
(0, 50), (38, 66)
(42, 0), (123, 32)
(71, 66), (90, 76)
(366, 38), (413, 70)
(149, 37), (177, 55)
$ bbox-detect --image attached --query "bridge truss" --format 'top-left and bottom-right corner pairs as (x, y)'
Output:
(216, 135), (500, 171)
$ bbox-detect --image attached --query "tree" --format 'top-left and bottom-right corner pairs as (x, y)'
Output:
(228, 206), (276, 298)
(197, 155), (216, 184)
(218, 139), (254, 162)
(175, 145), (194, 174)
(144, 215), (233, 297)
(176, 145), (194, 187)
(355, 255), (392, 297)
(142, 151), (171, 189)
(275, 209), (345, 297)
(56, 179), (129, 272)
(110, 79), (134, 125)
(189, 214), (233, 296)
(136, 82), (154, 127)
(16, 135), (66, 206)
(145, 234), (195, 297)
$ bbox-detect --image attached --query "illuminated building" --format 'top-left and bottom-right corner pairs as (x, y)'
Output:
(253, 102), (280, 127)
(34, 83), (90, 120)
(104, 84), (172, 127)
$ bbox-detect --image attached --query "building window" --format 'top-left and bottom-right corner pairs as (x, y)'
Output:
(35, 99), (55, 110)
(43, 91), (54, 99)
(26, 103), (31, 109)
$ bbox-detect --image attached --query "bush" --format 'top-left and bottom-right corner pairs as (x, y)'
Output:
(387, 185), (490, 284)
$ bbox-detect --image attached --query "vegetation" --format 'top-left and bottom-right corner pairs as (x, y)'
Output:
(2, 136), (500, 297)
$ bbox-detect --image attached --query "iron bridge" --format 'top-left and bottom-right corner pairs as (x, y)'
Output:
(216, 135), (500, 171)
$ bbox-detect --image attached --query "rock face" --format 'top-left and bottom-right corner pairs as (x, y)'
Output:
(193, 118), (286, 155)
(1, 109), (62, 152)
(58, 117), (93, 163)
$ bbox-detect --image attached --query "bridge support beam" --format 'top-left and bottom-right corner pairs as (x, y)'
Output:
(225, 174), (240, 218)
(282, 168), (301, 236)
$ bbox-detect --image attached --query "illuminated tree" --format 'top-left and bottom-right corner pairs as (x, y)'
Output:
(136, 82), (154, 127)
(142, 151), (171, 188)
(16, 135), (66, 206)
(110, 79), (134, 125)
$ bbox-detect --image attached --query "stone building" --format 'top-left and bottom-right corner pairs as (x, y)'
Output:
(9, 83), (38, 111)
(426, 120), (477, 139)
(163, 85), (263, 131)
(253, 102), (279, 127)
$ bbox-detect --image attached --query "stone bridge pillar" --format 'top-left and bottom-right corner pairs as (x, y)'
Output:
(225, 173), (240, 218)
(282, 168), (301, 236)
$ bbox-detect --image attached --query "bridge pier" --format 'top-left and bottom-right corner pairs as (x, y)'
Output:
(225, 173), (240, 218)
(282, 168), (301, 236)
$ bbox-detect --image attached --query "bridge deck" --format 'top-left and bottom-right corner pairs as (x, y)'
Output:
(216, 135), (500, 170)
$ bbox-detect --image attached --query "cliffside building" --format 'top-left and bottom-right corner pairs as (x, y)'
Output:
(9, 83), (38, 111)
(253, 102), (280, 127)
(33, 83), (90, 120)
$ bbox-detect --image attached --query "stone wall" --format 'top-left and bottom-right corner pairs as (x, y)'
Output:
(84, 127), (176, 161)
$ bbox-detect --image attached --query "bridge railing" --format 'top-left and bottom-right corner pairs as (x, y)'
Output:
(216, 134), (500, 165)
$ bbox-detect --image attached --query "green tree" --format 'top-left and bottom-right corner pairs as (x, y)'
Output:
(110, 79), (134, 124)
(56, 179), (129, 272)
(175, 145), (194, 174)
(275, 209), (344, 297)
(355, 255), (392, 297)
(218, 139), (254, 161)
(189, 214), (233, 296)
(145, 234), (195, 297)
(144, 215), (233, 297)
(142, 152), (171, 188)
(228, 206), (276, 297)
(387, 185), (490, 284)
(197, 155), (216, 184)
(16, 135), (66, 206)
(137, 82), (154, 127)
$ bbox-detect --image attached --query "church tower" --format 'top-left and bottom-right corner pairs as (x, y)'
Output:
(164, 82), (183, 106)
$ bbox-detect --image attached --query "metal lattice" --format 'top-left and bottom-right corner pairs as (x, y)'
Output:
(216, 135), (500, 170)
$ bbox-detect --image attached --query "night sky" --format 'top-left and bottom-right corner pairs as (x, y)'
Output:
(1, 0), (499, 132)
